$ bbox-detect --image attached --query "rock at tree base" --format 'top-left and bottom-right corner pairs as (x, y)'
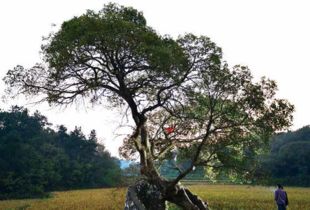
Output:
(124, 179), (166, 210)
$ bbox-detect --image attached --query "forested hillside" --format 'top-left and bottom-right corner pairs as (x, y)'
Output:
(258, 126), (310, 186)
(0, 106), (121, 199)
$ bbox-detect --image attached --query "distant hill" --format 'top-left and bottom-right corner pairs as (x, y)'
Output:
(120, 159), (132, 169)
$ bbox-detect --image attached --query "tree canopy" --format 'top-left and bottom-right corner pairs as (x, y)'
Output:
(3, 3), (294, 209)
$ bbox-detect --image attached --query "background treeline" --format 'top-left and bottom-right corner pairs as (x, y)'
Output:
(0, 106), (121, 199)
(257, 126), (310, 186)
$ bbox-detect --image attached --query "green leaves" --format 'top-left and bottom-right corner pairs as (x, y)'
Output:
(100, 3), (146, 26)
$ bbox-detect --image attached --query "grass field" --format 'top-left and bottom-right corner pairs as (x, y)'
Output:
(0, 184), (309, 210)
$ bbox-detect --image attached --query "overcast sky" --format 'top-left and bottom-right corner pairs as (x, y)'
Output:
(0, 0), (309, 157)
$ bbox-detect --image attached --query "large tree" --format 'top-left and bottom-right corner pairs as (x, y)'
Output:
(4, 4), (294, 209)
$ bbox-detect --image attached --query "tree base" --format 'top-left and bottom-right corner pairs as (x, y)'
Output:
(124, 179), (208, 210)
(124, 179), (166, 210)
(167, 184), (208, 210)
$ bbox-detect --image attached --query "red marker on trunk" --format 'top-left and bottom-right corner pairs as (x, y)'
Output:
(164, 126), (174, 134)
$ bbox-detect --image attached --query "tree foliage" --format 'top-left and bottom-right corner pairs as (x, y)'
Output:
(0, 106), (121, 199)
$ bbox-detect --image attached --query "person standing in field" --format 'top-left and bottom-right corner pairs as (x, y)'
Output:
(274, 184), (289, 210)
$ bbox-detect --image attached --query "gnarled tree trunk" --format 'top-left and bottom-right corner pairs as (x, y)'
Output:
(124, 179), (208, 210)
(124, 179), (166, 210)
(124, 106), (208, 210)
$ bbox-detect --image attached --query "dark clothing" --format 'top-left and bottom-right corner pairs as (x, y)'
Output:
(277, 204), (286, 210)
(275, 189), (288, 210)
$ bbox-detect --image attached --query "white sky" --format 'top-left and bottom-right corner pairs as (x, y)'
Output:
(0, 0), (309, 157)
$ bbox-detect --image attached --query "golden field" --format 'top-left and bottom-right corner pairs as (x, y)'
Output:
(0, 184), (309, 210)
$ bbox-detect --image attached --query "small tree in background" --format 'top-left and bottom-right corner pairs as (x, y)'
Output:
(4, 3), (294, 209)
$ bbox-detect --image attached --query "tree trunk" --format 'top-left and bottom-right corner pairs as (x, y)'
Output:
(124, 179), (208, 210)
(124, 179), (166, 210)
(165, 182), (209, 210)
(125, 116), (208, 209)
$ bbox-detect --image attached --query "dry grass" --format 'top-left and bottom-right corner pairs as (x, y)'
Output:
(186, 184), (310, 210)
(0, 185), (309, 210)
(0, 188), (126, 210)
